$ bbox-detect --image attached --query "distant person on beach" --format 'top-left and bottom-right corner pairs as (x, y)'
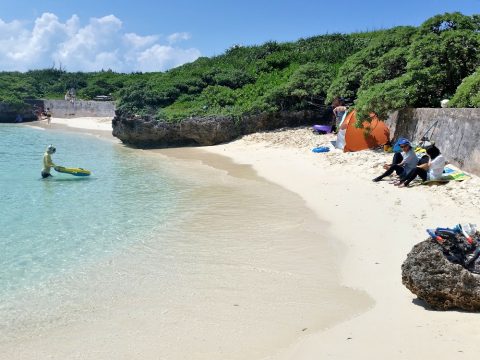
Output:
(15, 114), (22, 123)
(41, 145), (56, 178)
(397, 145), (446, 188)
(45, 108), (52, 125)
(372, 138), (418, 182)
(332, 97), (347, 132)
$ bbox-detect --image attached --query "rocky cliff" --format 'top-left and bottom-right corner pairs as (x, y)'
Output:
(112, 110), (325, 148)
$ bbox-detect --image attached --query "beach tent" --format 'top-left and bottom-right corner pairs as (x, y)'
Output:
(337, 110), (390, 152)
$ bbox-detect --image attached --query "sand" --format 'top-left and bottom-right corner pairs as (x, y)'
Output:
(16, 118), (480, 359)
(202, 127), (480, 359)
(28, 117), (117, 141)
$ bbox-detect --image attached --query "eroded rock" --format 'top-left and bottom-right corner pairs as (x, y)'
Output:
(112, 110), (323, 148)
(402, 239), (480, 311)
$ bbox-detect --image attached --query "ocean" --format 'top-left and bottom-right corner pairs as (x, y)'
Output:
(0, 124), (365, 359)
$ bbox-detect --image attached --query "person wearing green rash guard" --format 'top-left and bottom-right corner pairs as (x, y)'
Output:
(41, 145), (56, 178)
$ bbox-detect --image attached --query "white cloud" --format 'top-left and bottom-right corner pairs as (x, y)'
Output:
(135, 45), (201, 72)
(0, 13), (201, 72)
(124, 33), (159, 49)
(167, 32), (191, 44)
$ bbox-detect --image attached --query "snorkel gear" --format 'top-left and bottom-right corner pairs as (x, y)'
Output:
(46, 145), (56, 154)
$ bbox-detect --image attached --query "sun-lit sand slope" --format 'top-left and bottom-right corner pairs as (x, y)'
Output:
(203, 127), (480, 359)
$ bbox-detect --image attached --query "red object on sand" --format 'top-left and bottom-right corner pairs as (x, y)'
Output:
(341, 110), (390, 152)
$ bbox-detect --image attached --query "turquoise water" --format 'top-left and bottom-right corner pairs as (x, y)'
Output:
(0, 124), (368, 359)
(0, 125), (182, 297)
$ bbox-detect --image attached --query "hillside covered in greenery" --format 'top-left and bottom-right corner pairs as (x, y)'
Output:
(0, 12), (479, 124)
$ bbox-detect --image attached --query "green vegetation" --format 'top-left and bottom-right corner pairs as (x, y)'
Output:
(449, 71), (480, 107)
(1, 12), (479, 124)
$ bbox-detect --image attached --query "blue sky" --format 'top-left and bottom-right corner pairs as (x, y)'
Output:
(0, 0), (477, 72)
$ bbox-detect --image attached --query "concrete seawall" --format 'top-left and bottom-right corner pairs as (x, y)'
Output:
(0, 100), (115, 122)
(43, 100), (115, 118)
(387, 108), (480, 176)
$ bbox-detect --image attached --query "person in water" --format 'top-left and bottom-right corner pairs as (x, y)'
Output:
(41, 145), (56, 178)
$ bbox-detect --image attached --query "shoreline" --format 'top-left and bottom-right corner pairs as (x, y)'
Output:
(5, 118), (370, 359)
(26, 117), (119, 143)
(10, 117), (480, 359)
(201, 128), (480, 359)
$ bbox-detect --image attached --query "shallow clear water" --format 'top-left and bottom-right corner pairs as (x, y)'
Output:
(0, 125), (182, 296)
(0, 124), (368, 360)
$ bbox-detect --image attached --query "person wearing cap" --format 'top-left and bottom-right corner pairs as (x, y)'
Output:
(383, 137), (409, 170)
(41, 145), (56, 178)
(372, 138), (418, 182)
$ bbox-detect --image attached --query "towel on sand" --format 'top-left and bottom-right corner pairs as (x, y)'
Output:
(422, 166), (471, 185)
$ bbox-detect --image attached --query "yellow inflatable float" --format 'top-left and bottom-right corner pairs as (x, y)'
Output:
(54, 166), (91, 177)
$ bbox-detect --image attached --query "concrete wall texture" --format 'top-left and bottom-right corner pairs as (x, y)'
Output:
(43, 100), (115, 117)
(386, 108), (480, 176)
(0, 102), (38, 122)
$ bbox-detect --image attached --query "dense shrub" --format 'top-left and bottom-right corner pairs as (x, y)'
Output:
(353, 13), (480, 122)
(326, 26), (417, 103)
(450, 70), (480, 107)
(1, 12), (479, 125)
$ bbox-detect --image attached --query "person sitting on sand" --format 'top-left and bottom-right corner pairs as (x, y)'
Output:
(397, 145), (446, 188)
(384, 137), (409, 169)
(372, 138), (418, 182)
(41, 145), (56, 178)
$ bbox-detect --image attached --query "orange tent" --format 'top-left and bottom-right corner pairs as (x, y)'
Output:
(339, 110), (390, 152)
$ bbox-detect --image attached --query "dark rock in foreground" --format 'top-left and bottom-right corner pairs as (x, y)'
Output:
(402, 239), (480, 311)
(112, 110), (324, 148)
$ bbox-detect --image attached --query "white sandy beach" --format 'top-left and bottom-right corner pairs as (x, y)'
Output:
(29, 116), (117, 141)
(51, 116), (114, 131)
(15, 117), (480, 359)
(202, 128), (480, 359)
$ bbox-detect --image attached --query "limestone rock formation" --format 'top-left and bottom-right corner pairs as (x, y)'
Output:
(402, 239), (480, 311)
(112, 110), (322, 148)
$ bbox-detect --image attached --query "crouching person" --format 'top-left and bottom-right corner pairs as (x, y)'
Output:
(398, 145), (446, 188)
(372, 139), (418, 183)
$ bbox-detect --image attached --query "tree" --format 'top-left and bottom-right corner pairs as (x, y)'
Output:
(266, 63), (336, 110)
(450, 69), (480, 107)
(353, 13), (480, 123)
